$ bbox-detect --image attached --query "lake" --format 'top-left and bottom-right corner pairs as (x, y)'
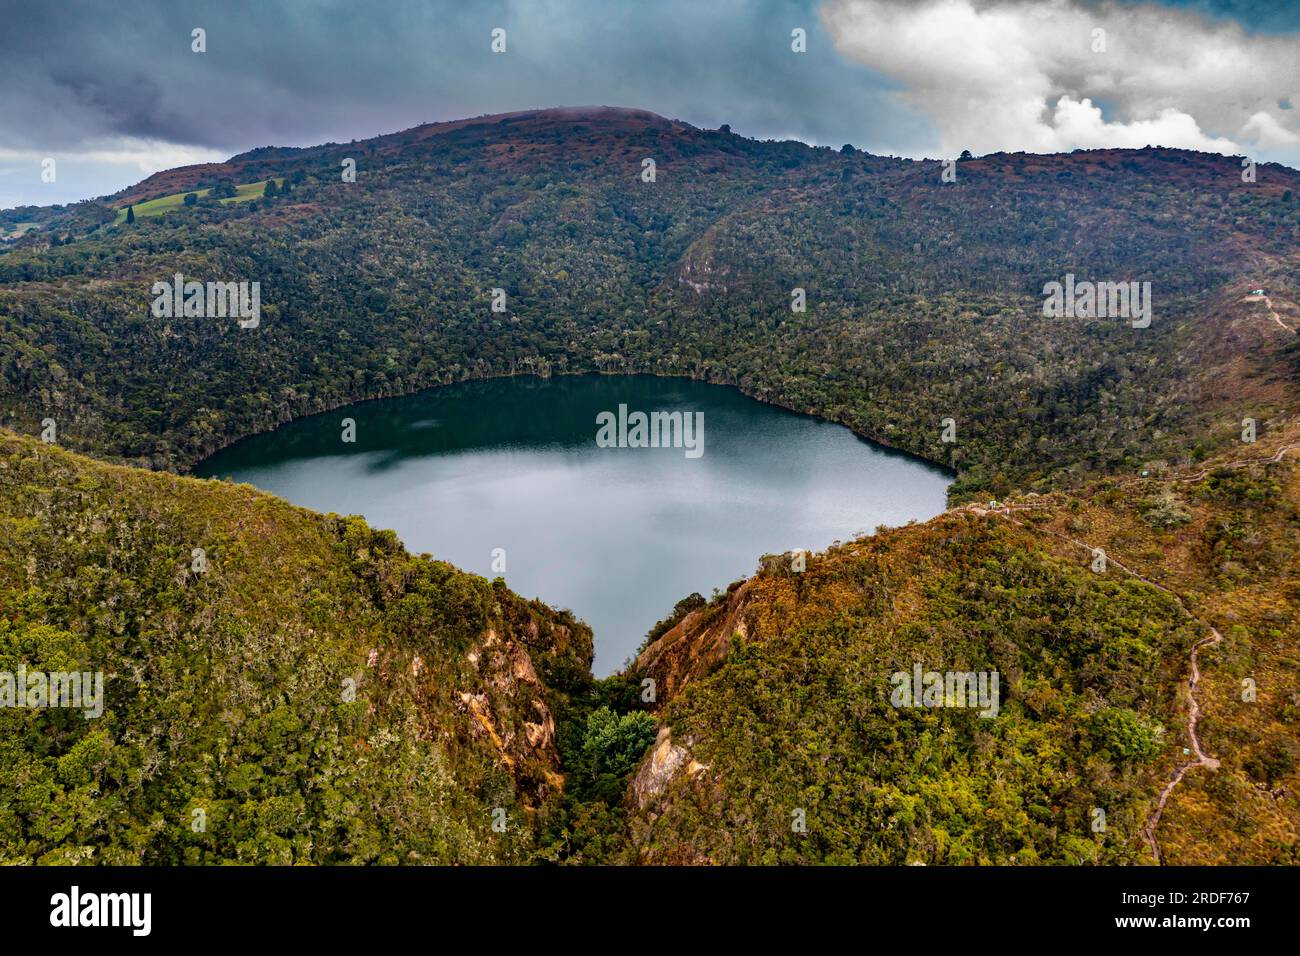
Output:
(194, 374), (953, 674)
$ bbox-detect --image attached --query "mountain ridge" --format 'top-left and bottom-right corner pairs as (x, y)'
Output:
(1, 105), (1297, 864)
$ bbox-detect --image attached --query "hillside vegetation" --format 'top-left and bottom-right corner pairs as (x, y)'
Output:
(619, 433), (1300, 864)
(1, 108), (1297, 499)
(1, 108), (1297, 865)
(110, 179), (281, 224)
(0, 430), (591, 863)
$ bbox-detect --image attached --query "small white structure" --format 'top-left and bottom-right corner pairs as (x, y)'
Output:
(1248, 288), (1266, 296)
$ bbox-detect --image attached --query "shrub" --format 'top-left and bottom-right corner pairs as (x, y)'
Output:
(1086, 707), (1164, 763)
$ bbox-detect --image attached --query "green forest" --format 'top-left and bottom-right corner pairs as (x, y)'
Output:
(2, 107), (1298, 865)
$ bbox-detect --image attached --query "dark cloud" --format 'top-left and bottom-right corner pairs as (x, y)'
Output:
(0, 0), (928, 155)
(1, 0), (1287, 207)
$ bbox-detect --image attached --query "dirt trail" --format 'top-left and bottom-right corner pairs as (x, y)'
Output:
(953, 442), (1300, 862)
(1140, 627), (1222, 864)
(1260, 296), (1294, 334)
(1151, 441), (1299, 485)
(959, 503), (1222, 863)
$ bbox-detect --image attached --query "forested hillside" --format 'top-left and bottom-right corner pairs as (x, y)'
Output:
(617, 431), (1300, 864)
(2, 108), (1297, 499)
(0, 430), (591, 863)
(1, 107), (1298, 866)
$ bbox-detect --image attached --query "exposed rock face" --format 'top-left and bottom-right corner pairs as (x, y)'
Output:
(627, 726), (713, 865)
(635, 579), (756, 707)
(677, 258), (732, 295)
(630, 726), (708, 815)
(457, 625), (565, 803)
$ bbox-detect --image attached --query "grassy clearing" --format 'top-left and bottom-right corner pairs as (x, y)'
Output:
(113, 179), (282, 224)
(0, 222), (38, 240)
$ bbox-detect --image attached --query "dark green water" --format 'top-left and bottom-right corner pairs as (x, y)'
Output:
(195, 375), (952, 673)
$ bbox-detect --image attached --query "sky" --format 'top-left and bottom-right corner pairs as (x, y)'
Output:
(1, 0), (1297, 209)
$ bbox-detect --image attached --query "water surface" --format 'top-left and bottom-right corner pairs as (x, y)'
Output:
(196, 375), (952, 673)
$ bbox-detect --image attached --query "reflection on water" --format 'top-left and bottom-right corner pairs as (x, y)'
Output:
(196, 374), (953, 674)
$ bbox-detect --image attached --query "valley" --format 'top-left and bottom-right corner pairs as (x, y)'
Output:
(1, 106), (1298, 865)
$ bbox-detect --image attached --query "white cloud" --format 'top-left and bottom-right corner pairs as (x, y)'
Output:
(0, 138), (226, 174)
(1242, 109), (1300, 149)
(0, 138), (226, 208)
(1049, 95), (1239, 151)
(819, 0), (1300, 163)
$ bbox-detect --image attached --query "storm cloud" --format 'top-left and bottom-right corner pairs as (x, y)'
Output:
(0, 0), (928, 205)
(0, 0), (1295, 207)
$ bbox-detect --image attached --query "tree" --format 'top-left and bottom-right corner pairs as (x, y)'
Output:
(1086, 707), (1163, 763)
(183, 193), (198, 206)
(960, 149), (973, 160)
(263, 180), (279, 199)
(576, 707), (657, 803)
(125, 205), (135, 223)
